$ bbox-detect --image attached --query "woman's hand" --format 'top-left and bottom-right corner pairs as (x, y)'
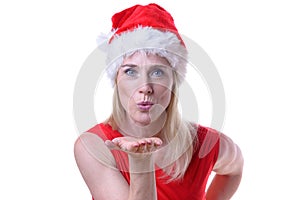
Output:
(105, 137), (162, 154)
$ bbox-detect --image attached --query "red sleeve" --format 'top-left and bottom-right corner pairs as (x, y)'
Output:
(196, 125), (220, 164)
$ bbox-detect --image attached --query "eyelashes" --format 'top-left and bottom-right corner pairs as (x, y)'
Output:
(150, 69), (164, 77)
(123, 67), (166, 78)
(124, 68), (137, 77)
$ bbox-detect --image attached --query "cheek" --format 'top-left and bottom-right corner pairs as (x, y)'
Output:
(117, 84), (136, 110)
(156, 86), (173, 106)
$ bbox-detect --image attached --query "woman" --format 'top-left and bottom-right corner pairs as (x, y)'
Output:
(74, 3), (243, 200)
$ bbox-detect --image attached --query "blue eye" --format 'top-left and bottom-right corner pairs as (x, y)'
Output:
(124, 68), (137, 76)
(151, 69), (163, 77)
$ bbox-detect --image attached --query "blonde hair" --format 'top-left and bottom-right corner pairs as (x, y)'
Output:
(105, 66), (197, 181)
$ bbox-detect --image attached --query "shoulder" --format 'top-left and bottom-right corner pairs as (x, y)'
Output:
(87, 122), (123, 140)
(213, 133), (244, 175)
(188, 124), (220, 167)
(74, 122), (122, 169)
(196, 125), (220, 142)
(195, 125), (220, 158)
(74, 132), (116, 168)
(74, 132), (129, 199)
(74, 122), (119, 169)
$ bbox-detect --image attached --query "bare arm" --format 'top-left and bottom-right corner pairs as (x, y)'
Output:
(74, 133), (161, 200)
(127, 155), (157, 200)
(106, 137), (162, 200)
(206, 133), (244, 200)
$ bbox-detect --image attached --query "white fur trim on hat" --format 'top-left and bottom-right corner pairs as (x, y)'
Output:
(98, 26), (188, 85)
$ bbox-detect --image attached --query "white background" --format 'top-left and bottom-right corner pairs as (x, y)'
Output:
(1, 0), (299, 199)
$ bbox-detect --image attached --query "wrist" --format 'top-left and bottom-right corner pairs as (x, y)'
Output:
(128, 153), (155, 173)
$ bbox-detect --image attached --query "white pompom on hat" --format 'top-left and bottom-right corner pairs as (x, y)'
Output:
(97, 3), (188, 85)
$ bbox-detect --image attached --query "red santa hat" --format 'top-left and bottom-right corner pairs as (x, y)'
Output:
(97, 3), (188, 85)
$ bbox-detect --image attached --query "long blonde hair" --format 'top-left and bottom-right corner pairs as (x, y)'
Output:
(105, 68), (197, 181)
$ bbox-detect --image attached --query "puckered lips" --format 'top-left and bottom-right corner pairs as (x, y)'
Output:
(136, 101), (154, 111)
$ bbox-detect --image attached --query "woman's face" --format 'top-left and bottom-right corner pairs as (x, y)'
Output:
(116, 52), (174, 126)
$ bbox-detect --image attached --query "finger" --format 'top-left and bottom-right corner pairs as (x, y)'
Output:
(145, 138), (153, 145)
(146, 140), (154, 152)
(146, 141), (154, 152)
(111, 138), (121, 144)
(153, 138), (163, 146)
(111, 138), (127, 149)
(136, 138), (161, 152)
(136, 142), (148, 153)
(126, 142), (139, 152)
(105, 140), (119, 150)
(137, 139), (147, 146)
(145, 141), (156, 152)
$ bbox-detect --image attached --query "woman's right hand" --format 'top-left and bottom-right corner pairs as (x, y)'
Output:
(105, 137), (163, 154)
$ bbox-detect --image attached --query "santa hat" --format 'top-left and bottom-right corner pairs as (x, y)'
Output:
(97, 3), (188, 85)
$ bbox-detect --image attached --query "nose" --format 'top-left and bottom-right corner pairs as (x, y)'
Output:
(138, 83), (153, 94)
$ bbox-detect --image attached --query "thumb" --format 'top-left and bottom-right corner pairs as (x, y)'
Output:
(105, 140), (119, 150)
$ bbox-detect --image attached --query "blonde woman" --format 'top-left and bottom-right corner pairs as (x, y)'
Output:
(74, 3), (243, 200)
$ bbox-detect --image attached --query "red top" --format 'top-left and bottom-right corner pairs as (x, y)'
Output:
(88, 123), (220, 200)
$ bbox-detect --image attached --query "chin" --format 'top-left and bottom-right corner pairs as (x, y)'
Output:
(132, 114), (152, 126)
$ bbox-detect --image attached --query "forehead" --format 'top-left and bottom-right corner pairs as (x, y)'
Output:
(122, 51), (171, 66)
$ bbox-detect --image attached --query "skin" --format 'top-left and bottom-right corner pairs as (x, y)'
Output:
(74, 52), (244, 200)
(115, 52), (174, 138)
(206, 133), (244, 199)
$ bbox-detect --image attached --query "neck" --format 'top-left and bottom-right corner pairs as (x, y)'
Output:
(118, 113), (166, 138)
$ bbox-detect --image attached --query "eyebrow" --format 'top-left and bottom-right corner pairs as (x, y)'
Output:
(120, 64), (138, 68)
(121, 64), (170, 68)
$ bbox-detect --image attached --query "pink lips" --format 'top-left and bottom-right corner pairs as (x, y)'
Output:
(137, 101), (154, 111)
